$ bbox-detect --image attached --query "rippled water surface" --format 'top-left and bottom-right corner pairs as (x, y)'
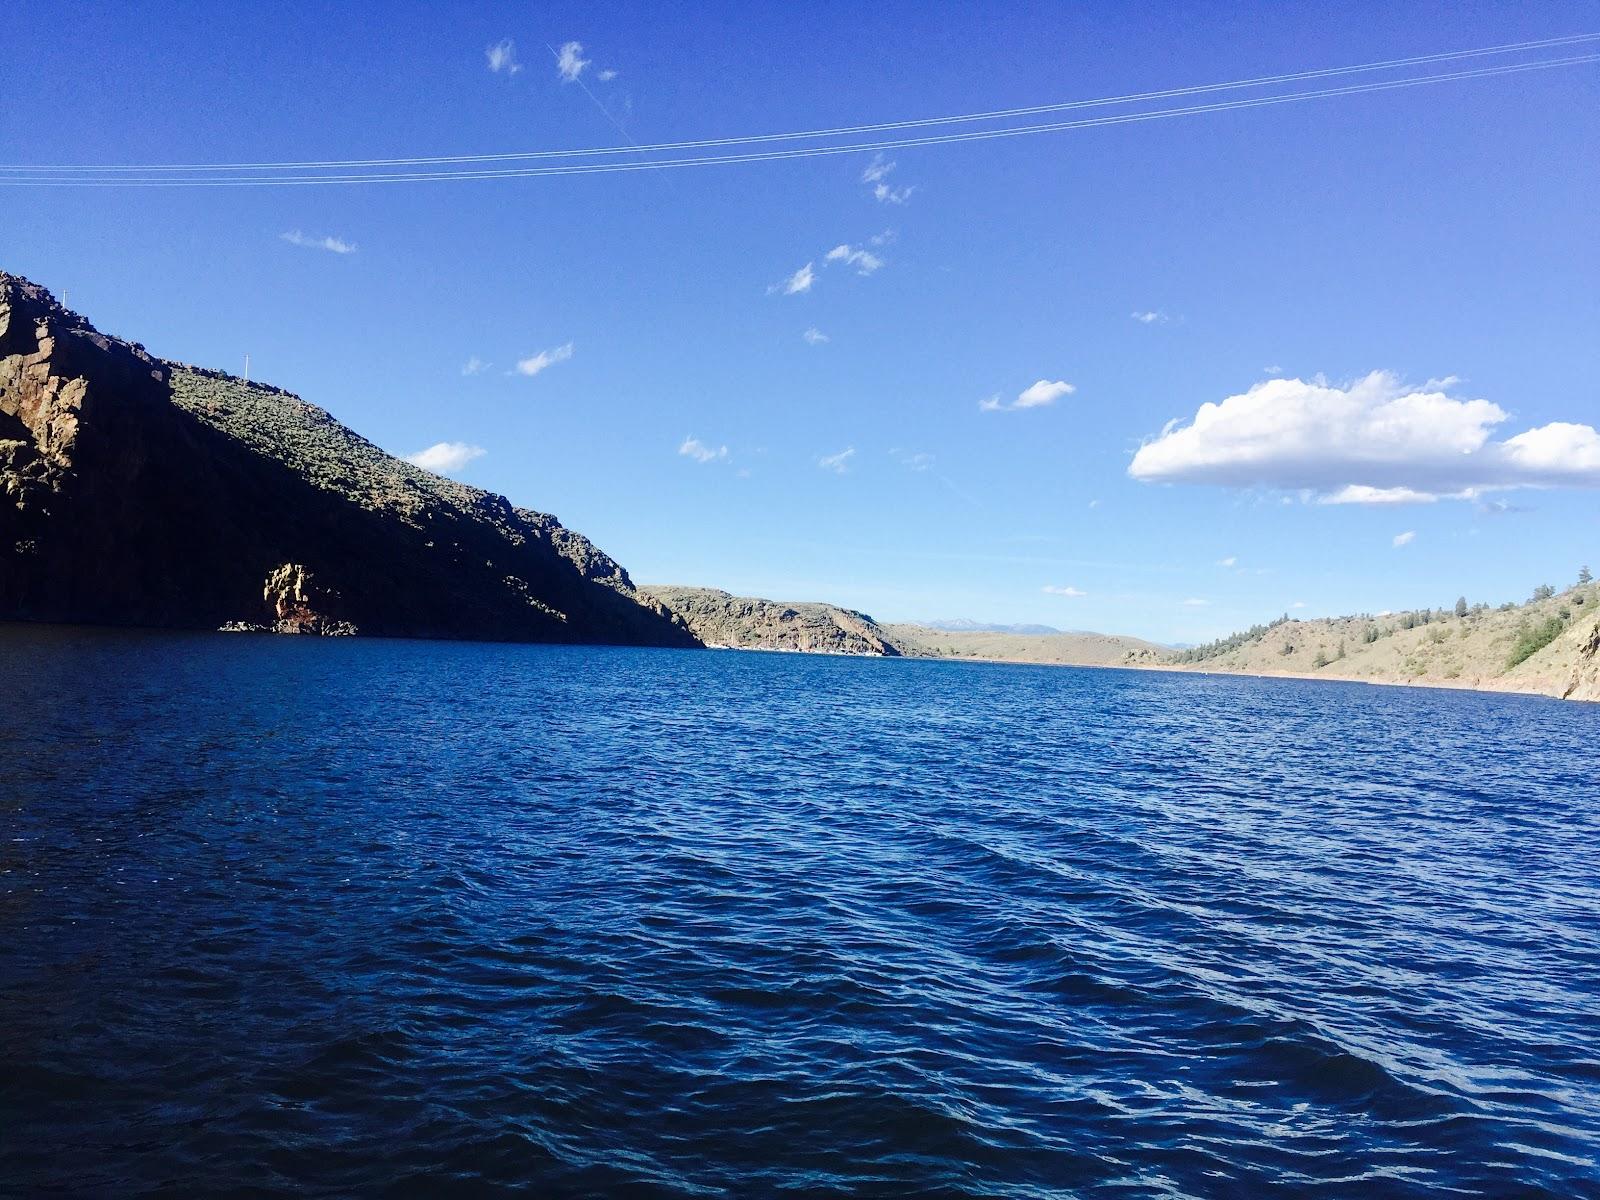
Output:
(2, 626), (1598, 1197)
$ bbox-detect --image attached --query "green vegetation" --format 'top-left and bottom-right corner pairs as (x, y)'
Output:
(1170, 615), (1290, 664)
(1507, 615), (1566, 668)
(1454, 596), (1468, 618)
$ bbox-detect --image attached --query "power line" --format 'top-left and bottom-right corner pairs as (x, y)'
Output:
(3, 32), (1596, 176)
(2, 51), (1594, 187)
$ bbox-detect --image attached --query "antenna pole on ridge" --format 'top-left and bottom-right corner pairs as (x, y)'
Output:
(244, 354), (250, 383)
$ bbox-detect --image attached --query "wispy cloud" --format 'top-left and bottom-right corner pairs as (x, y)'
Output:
(1131, 310), (1169, 324)
(770, 263), (815, 295)
(486, 39), (522, 74)
(556, 41), (590, 82)
(280, 230), (356, 255)
(461, 356), (489, 376)
(597, 68), (618, 81)
(891, 448), (934, 471)
(1042, 585), (1087, 597)
(824, 244), (884, 275)
(773, 236), (890, 296)
(818, 447), (856, 474)
(1393, 530), (1416, 548)
(1129, 371), (1600, 502)
(514, 342), (574, 377)
(407, 442), (485, 475)
(679, 436), (729, 464)
(1217, 555), (1238, 567)
(861, 154), (914, 204)
(979, 379), (1076, 413)
(1264, 364), (1283, 376)
(802, 327), (829, 345)
(1182, 597), (1209, 607)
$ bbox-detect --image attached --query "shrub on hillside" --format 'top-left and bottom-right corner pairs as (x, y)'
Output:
(1507, 615), (1566, 668)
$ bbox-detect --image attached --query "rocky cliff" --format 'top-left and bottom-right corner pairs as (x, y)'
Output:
(639, 586), (921, 656)
(0, 271), (696, 646)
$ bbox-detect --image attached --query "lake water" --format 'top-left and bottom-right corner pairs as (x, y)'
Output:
(2, 625), (1597, 1197)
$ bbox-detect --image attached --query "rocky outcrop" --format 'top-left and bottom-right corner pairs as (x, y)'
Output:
(639, 586), (921, 656)
(0, 270), (697, 647)
(1562, 618), (1600, 702)
(260, 564), (357, 636)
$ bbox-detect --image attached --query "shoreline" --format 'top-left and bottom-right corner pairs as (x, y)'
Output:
(3, 619), (1591, 703)
(895, 650), (1590, 703)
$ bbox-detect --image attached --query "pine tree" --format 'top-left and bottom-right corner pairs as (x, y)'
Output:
(1454, 596), (1468, 618)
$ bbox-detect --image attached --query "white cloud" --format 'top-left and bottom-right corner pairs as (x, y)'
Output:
(771, 263), (814, 295)
(776, 237), (890, 296)
(1042, 585), (1087, 597)
(1393, 530), (1416, 548)
(1128, 371), (1600, 502)
(1217, 556), (1238, 567)
(803, 327), (829, 345)
(514, 342), (574, 377)
(679, 436), (729, 464)
(1088, 498), (1102, 509)
(556, 41), (590, 82)
(1291, 601), (1308, 609)
(824, 244), (884, 275)
(1501, 422), (1600, 480)
(980, 379), (1076, 413)
(861, 155), (915, 203)
(407, 442), (485, 474)
(486, 39), (522, 74)
(461, 356), (489, 376)
(1319, 485), (1440, 505)
(890, 448), (934, 471)
(861, 155), (894, 184)
(597, 68), (619, 81)
(818, 447), (856, 474)
(280, 230), (356, 254)
(1264, 364), (1283, 376)
(1182, 597), (1209, 606)
(1131, 310), (1168, 324)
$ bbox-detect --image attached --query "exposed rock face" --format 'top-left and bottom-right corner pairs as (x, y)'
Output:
(639, 585), (920, 656)
(1562, 618), (1600, 702)
(0, 271), (697, 647)
(261, 564), (357, 636)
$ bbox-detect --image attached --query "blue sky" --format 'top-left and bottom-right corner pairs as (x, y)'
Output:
(4, 2), (1598, 642)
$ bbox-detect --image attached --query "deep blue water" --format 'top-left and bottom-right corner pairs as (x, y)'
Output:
(2, 626), (1598, 1198)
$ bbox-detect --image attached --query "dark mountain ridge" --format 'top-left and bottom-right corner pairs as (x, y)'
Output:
(0, 270), (695, 646)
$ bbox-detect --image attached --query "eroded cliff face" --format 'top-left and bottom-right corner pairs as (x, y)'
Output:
(0, 271), (697, 647)
(1562, 618), (1600, 702)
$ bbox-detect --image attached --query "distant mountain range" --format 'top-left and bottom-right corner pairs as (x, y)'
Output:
(920, 618), (1063, 635)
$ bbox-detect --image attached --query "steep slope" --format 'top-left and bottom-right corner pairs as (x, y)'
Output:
(1165, 582), (1600, 701)
(0, 271), (696, 646)
(639, 586), (921, 656)
(889, 625), (1170, 666)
